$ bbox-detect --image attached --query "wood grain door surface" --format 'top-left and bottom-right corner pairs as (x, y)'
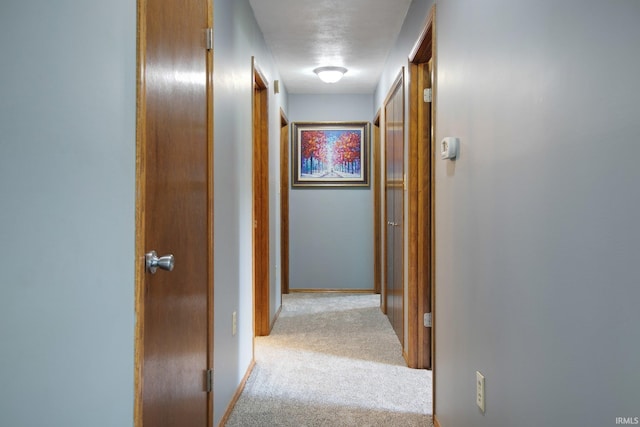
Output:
(138, 0), (212, 425)
(385, 75), (404, 344)
(280, 116), (290, 295)
(252, 65), (270, 337)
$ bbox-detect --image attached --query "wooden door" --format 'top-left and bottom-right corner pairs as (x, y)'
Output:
(280, 111), (290, 294)
(392, 82), (405, 343)
(252, 60), (270, 336)
(385, 116), (394, 318)
(373, 113), (382, 296)
(384, 72), (404, 344)
(135, 0), (213, 425)
(407, 7), (434, 370)
(412, 58), (433, 369)
(419, 59), (433, 369)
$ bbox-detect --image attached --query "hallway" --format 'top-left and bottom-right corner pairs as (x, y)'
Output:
(225, 293), (432, 426)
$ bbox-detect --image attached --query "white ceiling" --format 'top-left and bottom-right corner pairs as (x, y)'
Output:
(248, 0), (413, 94)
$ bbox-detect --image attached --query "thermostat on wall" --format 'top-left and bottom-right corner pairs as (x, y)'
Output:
(440, 137), (459, 160)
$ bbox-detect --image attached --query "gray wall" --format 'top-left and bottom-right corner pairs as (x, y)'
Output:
(435, 1), (640, 426)
(213, 1), (286, 425)
(0, 1), (286, 426)
(374, 0), (432, 111)
(288, 94), (374, 291)
(0, 1), (136, 426)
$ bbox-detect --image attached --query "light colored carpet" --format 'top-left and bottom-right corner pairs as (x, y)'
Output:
(225, 293), (433, 426)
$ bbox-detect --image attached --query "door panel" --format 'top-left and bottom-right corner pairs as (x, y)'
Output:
(373, 115), (382, 296)
(253, 63), (270, 337)
(280, 115), (290, 295)
(137, 0), (212, 425)
(393, 84), (404, 344)
(384, 72), (404, 344)
(385, 102), (394, 318)
(419, 59), (433, 369)
(407, 10), (434, 370)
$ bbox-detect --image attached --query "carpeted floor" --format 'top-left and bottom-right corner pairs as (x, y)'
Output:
(225, 293), (433, 426)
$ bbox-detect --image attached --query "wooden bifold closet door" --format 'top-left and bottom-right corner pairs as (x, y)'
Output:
(384, 73), (404, 344)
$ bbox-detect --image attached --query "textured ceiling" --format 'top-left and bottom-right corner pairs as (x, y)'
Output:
(248, 0), (412, 94)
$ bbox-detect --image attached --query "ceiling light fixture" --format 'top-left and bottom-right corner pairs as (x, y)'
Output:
(313, 66), (348, 83)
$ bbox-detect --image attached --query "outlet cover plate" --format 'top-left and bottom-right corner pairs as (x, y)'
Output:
(476, 371), (485, 413)
(232, 311), (237, 336)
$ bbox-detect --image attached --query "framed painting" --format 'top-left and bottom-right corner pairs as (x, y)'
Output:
(292, 121), (370, 187)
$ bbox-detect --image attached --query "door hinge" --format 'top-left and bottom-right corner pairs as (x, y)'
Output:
(423, 312), (432, 328)
(206, 28), (213, 51)
(423, 88), (432, 103)
(205, 369), (213, 392)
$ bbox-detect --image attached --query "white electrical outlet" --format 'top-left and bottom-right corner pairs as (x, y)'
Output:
(232, 311), (237, 336)
(476, 371), (485, 413)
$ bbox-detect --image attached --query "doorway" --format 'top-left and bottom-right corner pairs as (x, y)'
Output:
(407, 4), (435, 371)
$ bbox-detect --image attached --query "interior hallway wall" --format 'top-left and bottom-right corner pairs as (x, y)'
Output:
(0, 1), (136, 426)
(288, 94), (374, 291)
(213, 1), (287, 425)
(0, 1), (288, 426)
(435, 1), (640, 426)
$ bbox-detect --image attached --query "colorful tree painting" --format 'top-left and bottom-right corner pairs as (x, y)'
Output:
(293, 122), (369, 187)
(300, 130), (361, 176)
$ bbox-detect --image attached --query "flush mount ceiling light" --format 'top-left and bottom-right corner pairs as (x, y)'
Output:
(313, 66), (348, 83)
